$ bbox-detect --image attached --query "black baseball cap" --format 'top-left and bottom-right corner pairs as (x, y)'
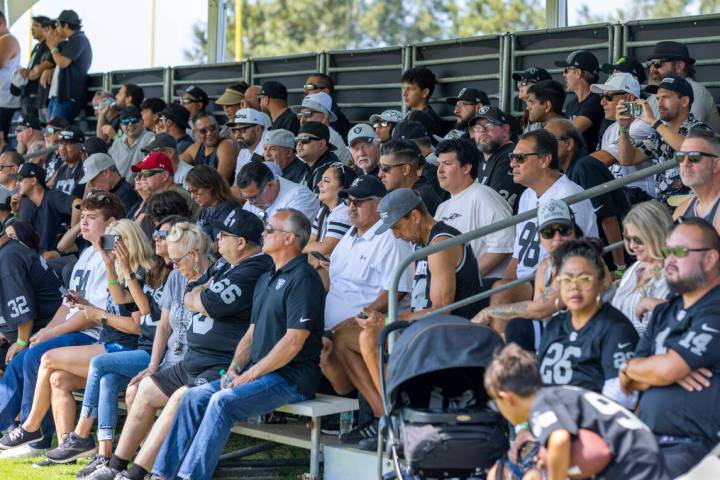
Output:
(119, 106), (141, 119)
(446, 88), (490, 106)
(469, 105), (510, 126)
(59, 125), (85, 143)
(160, 103), (190, 130)
(43, 116), (69, 129)
(297, 121), (335, 150)
(554, 50), (600, 74)
(391, 121), (429, 141)
(260, 81), (288, 100)
(56, 10), (81, 27)
(16, 115), (42, 130)
(31, 15), (52, 27)
(512, 67), (552, 83)
(141, 133), (177, 154)
(339, 175), (387, 200)
(10, 162), (46, 187)
(211, 207), (264, 244)
(647, 41), (695, 64)
(645, 75), (694, 105)
(176, 85), (209, 106)
(82, 137), (108, 156)
(600, 56), (647, 85)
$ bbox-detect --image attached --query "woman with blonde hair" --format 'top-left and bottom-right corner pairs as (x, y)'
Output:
(612, 201), (672, 334)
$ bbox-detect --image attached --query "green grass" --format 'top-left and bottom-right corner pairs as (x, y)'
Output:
(0, 433), (309, 479)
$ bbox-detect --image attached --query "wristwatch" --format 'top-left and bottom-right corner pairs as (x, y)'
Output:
(100, 315), (108, 327)
(652, 119), (663, 130)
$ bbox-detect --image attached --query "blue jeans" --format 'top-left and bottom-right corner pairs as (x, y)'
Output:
(0, 332), (96, 447)
(153, 373), (307, 479)
(80, 350), (150, 441)
(48, 97), (82, 123)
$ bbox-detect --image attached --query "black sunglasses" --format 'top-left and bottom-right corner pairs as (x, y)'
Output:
(540, 224), (573, 239)
(648, 59), (672, 69)
(508, 152), (541, 164)
(197, 125), (218, 135)
(601, 92), (625, 102)
(379, 162), (409, 173)
(295, 135), (322, 145)
(674, 151), (720, 164)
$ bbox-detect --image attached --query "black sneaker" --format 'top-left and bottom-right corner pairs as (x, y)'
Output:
(320, 413), (341, 435)
(0, 426), (44, 450)
(76, 455), (109, 480)
(358, 435), (378, 451)
(85, 464), (121, 480)
(47, 432), (97, 463)
(339, 420), (378, 445)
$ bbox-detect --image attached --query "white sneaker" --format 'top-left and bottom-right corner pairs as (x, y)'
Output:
(0, 443), (47, 458)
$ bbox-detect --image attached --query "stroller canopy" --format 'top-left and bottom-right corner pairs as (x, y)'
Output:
(385, 315), (504, 408)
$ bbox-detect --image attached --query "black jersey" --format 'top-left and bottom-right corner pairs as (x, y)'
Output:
(635, 286), (720, 443)
(538, 303), (638, 391)
(530, 386), (670, 480)
(99, 272), (141, 349)
(410, 221), (482, 319)
(0, 239), (62, 334)
(137, 280), (165, 353)
(478, 142), (526, 213)
(53, 161), (83, 196)
(183, 254), (273, 376)
(19, 189), (72, 252)
(195, 200), (237, 240)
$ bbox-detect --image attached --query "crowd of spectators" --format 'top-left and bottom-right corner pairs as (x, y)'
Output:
(0, 7), (716, 480)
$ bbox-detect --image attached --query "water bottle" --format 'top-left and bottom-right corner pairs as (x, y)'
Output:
(339, 411), (354, 436)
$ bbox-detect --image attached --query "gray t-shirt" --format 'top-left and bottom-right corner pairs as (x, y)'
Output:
(159, 269), (190, 365)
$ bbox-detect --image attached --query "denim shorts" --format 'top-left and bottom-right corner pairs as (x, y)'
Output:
(103, 342), (134, 353)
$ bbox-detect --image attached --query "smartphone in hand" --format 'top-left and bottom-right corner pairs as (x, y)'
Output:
(311, 251), (330, 263)
(101, 234), (120, 250)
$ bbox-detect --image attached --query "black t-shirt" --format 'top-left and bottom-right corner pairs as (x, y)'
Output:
(408, 105), (446, 139)
(272, 108), (300, 136)
(305, 150), (340, 194)
(98, 271), (142, 349)
(281, 156), (309, 185)
(45, 153), (63, 181)
(412, 176), (440, 216)
(564, 93), (604, 154)
(54, 160), (83, 196)
(410, 221), (483, 319)
(57, 31), (92, 104)
(176, 134), (194, 155)
(0, 239), (62, 334)
(196, 200), (237, 239)
(184, 254), (273, 376)
(530, 386), (671, 480)
(250, 254), (325, 397)
(566, 151), (630, 222)
(635, 286), (720, 443)
(19, 189), (72, 252)
(137, 279), (166, 352)
(539, 303), (638, 392)
(478, 142), (526, 213)
(330, 102), (352, 141)
(421, 162), (446, 201)
(110, 178), (140, 214)
(23, 41), (52, 98)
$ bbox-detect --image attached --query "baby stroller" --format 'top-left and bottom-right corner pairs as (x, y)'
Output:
(378, 315), (509, 480)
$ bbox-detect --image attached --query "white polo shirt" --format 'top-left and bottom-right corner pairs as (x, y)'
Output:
(434, 182), (515, 279)
(324, 219), (414, 330)
(243, 176), (320, 222)
(601, 120), (655, 197)
(235, 129), (269, 178)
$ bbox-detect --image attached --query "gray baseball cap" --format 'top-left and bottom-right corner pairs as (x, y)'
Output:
(376, 188), (423, 234)
(369, 110), (403, 124)
(79, 153), (115, 184)
(290, 92), (337, 123)
(265, 129), (295, 150)
(347, 123), (377, 146)
(141, 133), (177, 154)
(537, 199), (574, 230)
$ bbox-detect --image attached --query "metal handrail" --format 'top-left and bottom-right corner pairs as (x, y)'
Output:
(23, 144), (58, 160)
(387, 158), (678, 325)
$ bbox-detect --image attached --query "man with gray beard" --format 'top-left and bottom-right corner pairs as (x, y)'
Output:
(672, 130), (720, 232)
(620, 218), (720, 478)
(470, 106), (525, 212)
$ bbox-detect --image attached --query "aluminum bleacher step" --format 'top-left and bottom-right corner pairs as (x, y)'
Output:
(323, 444), (394, 480)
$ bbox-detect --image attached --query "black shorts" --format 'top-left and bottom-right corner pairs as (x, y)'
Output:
(149, 361), (221, 398)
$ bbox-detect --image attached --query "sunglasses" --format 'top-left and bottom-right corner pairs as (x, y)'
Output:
(557, 274), (595, 289)
(230, 125), (254, 134)
(508, 152), (541, 164)
(44, 127), (58, 135)
(648, 59), (671, 69)
(601, 92), (625, 102)
(660, 246), (713, 258)
(304, 83), (329, 91)
(15, 126), (27, 133)
(295, 135), (322, 145)
(540, 224), (573, 239)
(137, 169), (166, 178)
(197, 125), (218, 135)
(469, 123), (499, 133)
(297, 111), (318, 119)
(674, 151), (719, 164)
(120, 117), (140, 126)
(379, 162), (409, 173)
(347, 197), (375, 207)
(263, 223), (291, 235)
(623, 235), (644, 246)
(181, 98), (201, 104)
(373, 121), (390, 129)
(153, 229), (170, 240)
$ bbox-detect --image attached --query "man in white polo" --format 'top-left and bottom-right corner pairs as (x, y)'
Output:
(291, 92), (351, 164)
(319, 175), (413, 449)
(237, 161), (319, 222)
(229, 108), (268, 178)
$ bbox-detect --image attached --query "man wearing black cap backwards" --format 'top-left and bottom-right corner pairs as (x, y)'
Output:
(158, 104), (194, 155)
(555, 50), (605, 151)
(645, 41), (720, 132)
(260, 81), (300, 135)
(616, 75), (712, 204)
(45, 10), (92, 123)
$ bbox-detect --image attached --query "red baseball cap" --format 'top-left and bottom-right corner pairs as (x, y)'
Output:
(131, 152), (175, 174)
